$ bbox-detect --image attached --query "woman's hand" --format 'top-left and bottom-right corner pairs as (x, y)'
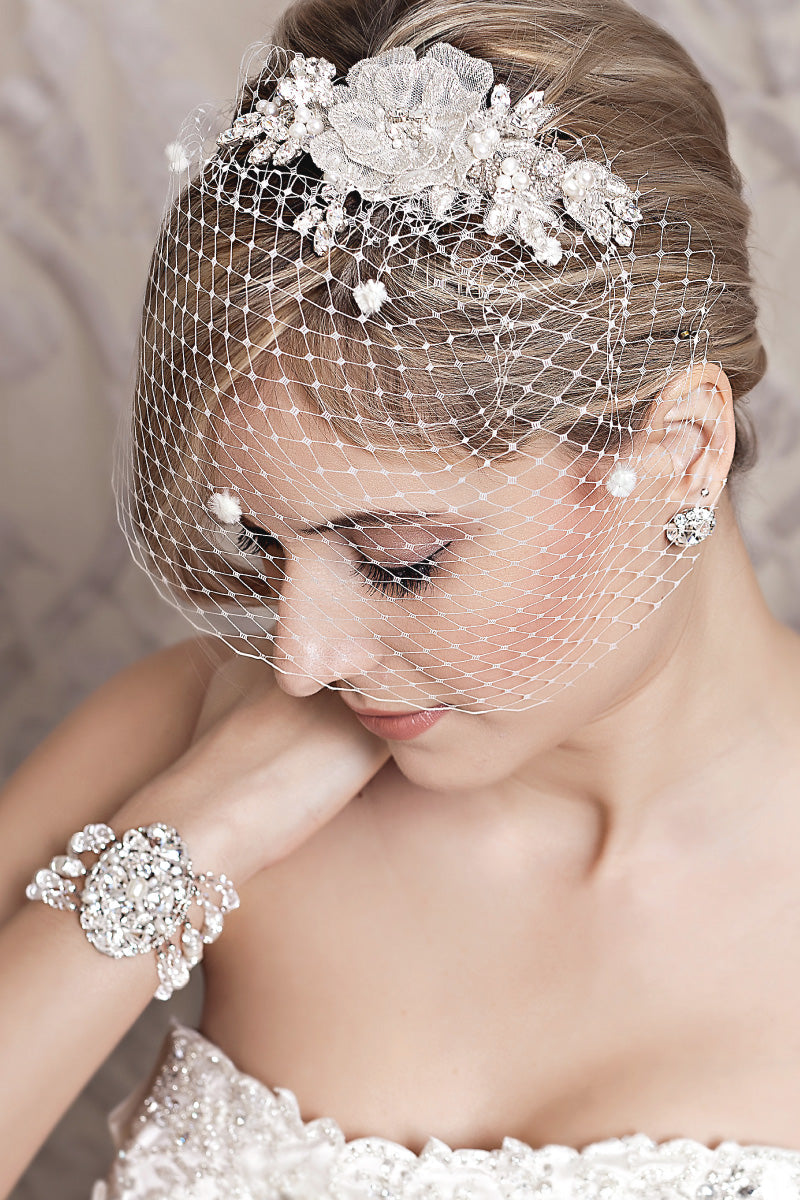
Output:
(111, 654), (391, 885)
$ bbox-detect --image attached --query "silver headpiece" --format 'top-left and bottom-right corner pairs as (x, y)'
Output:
(215, 43), (642, 273)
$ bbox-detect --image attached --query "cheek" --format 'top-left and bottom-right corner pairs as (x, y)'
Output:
(372, 503), (651, 700)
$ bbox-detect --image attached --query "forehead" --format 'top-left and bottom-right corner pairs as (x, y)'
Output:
(208, 376), (565, 524)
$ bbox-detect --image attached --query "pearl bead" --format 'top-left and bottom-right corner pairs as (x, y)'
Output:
(485, 127), (501, 145)
(495, 173), (514, 191)
(468, 133), (493, 159)
(578, 166), (595, 186)
(294, 105), (312, 123)
(306, 117), (324, 135)
(512, 171), (528, 189)
(256, 99), (279, 116)
(288, 121), (306, 139)
(501, 157), (520, 174)
(563, 177), (585, 199)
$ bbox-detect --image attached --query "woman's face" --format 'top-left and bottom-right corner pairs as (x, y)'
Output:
(208, 374), (695, 791)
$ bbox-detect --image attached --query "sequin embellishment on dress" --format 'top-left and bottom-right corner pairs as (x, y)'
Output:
(91, 1020), (800, 1199)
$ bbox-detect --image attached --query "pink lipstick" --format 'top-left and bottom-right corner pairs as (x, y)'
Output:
(350, 706), (449, 741)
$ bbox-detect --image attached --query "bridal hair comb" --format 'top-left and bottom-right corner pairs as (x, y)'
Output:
(214, 43), (643, 271)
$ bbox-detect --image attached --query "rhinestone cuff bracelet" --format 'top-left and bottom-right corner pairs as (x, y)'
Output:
(25, 822), (240, 1001)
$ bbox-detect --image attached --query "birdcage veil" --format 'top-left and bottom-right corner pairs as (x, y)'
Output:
(113, 33), (729, 714)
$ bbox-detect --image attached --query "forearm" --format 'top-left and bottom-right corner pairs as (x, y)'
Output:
(0, 899), (161, 1196)
(0, 791), (239, 1197)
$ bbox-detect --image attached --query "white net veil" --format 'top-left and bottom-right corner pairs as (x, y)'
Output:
(113, 32), (734, 715)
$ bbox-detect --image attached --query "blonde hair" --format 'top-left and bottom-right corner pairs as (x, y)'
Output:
(127, 0), (765, 605)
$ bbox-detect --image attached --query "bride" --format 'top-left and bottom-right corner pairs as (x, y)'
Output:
(4, 0), (800, 1195)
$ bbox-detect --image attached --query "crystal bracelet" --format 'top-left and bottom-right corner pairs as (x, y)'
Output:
(25, 822), (239, 1001)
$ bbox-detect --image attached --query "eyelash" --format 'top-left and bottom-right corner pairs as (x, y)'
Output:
(235, 526), (277, 556)
(355, 543), (452, 598)
(233, 524), (451, 599)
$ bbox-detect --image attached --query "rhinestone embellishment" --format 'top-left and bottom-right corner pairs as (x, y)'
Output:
(26, 822), (240, 1003)
(213, 44), (643, 265)
(664, 504), (716, 547)
(79, 824), (194, 958)
(92, 1022), (800, 1200)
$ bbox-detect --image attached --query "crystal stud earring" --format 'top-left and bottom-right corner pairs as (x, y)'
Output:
(664, 503), (716, 546)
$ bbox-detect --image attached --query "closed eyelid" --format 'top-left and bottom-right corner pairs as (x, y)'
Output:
(239, 515), (280, 540)
(350, 524), (465, 557)
(229, 515), (460, 601)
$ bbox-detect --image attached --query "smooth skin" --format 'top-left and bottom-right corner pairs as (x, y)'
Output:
(0, 644), (389, 1194)
(3, 362), (800, 1193)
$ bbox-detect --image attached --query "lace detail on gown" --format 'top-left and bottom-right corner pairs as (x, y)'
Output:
(91, 1018), (800, 1199)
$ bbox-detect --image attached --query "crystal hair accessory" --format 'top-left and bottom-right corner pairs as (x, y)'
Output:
(26, 822), (240, 1001)
(214, 43), (643, 265)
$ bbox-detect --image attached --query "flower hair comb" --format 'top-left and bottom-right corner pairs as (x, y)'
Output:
(214, 42), (643, 271)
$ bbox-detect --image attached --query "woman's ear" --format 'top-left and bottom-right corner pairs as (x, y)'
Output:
(637, 362), (735, 507)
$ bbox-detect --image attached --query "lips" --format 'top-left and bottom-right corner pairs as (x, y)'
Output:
(346, 704), (449, 741)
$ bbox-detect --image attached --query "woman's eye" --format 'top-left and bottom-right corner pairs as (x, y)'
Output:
(235, 522), (281, 558)
(232, 520), (450, 600)
(356, 543), (451, 599)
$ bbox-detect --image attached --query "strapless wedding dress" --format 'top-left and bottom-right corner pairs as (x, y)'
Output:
(90, 1017), (800, 1199)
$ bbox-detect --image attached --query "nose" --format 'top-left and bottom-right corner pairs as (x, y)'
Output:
(270, 540), (384, 696)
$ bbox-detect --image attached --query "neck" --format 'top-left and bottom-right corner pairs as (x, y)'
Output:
(508, 494), (799, 877)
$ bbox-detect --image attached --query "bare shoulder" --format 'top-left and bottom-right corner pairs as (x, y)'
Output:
(0, 634), (236, 924)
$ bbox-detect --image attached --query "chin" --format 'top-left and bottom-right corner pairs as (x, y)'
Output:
(389, 740), (510, 793)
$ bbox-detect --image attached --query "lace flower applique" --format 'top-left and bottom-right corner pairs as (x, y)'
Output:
(214, 43), (643, 267)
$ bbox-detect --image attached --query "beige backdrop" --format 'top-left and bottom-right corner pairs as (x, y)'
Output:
(2, 0), (799, 1196)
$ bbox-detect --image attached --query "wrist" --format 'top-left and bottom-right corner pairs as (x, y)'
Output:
(25, 815), (240, 1003)
(111, 790), (243, 884)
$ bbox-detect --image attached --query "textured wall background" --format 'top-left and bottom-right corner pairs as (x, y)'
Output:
(2, 0), (798, 1195)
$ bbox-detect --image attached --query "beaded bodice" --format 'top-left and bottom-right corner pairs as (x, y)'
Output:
(91, 1019), (800, 1199)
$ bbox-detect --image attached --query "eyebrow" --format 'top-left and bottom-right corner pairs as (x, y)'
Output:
(245, 510), (456, 537)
